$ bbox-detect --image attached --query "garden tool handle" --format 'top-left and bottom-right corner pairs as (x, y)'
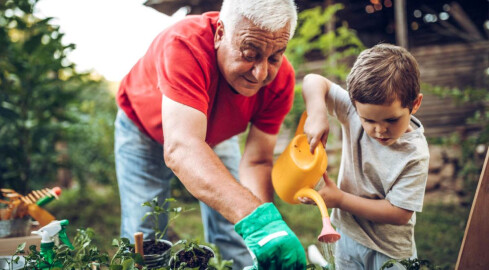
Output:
(27, 204), (55, 227)
(134, 232), (144, 269)
(294, 188), (330, 219)
(134, 232), (144, 256)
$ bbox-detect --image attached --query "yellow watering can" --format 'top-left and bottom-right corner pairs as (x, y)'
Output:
(272, 112), (340, 243)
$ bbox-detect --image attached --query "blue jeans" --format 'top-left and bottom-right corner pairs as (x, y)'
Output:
(114, 109), (253, 269)
(335, 229), (415, 270)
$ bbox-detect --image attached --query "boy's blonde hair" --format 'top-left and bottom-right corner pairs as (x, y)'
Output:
(346, 43), (420, 111)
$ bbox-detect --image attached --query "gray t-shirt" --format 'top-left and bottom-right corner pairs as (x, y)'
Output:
(327, 83), (429, 259)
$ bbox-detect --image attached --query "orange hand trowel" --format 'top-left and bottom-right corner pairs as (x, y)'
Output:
(272, 112), (340, 243)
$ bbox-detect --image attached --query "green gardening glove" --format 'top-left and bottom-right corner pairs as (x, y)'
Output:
(235, 203), (307, 270)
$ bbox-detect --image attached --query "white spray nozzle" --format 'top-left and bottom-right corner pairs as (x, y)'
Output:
(31, 220), (63, 243)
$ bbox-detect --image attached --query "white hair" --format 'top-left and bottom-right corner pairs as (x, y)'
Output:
(219, 0), (298, 40)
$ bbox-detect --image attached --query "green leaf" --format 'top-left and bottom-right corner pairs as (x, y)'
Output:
(110, 265), (123, 270)
(121, 258), (135, 270)
(15, 242), (26, 253)
(133, 253), (144, 265)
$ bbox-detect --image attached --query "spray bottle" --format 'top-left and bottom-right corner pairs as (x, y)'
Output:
(31, 219), (74, 269)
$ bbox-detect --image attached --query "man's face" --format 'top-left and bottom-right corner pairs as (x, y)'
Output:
(214, 17), (290, 97)
(355, 95), (422, 146)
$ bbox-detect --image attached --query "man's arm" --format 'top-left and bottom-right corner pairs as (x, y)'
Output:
(162, 95), (261, 224)
(239, 125), (277, 203)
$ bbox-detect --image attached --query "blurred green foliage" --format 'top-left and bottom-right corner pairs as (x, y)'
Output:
(284, 4), (364, 130)
(0, 0), (117, 194)
(286, 4), (365, 82)
(65, 80), (117, 193)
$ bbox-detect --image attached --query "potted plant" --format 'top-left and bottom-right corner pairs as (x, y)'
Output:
(139, 197), (191, 268)
(205, 243), (233, 270)
(381, 258), (440, 270)
(168, 239), (216, 270)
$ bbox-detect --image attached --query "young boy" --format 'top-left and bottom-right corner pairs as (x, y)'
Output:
(301, 43), (429, 269)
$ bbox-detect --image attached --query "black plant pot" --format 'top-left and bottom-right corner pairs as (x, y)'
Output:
(142, 239), (173, 269)
(169, 245), (215, 270)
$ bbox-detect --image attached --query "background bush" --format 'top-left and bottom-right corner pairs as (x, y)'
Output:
(0, 0), (117, 194)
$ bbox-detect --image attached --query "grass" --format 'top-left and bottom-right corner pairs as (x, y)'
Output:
(415, 203), (470, 269)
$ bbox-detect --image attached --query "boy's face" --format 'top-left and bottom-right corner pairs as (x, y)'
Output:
(355, 95), (422, 146)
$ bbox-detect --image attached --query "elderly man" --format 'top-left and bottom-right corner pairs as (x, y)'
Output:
(114, 0), (306, 268)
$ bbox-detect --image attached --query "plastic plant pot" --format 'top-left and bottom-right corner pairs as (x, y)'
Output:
(169, 244), (215, 270)
(142, 239), (173, 269)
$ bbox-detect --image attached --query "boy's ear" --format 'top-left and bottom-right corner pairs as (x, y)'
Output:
(411, 94), (423, 114)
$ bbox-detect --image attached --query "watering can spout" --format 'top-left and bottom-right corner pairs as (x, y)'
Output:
(295, 188), (340, 243)
(318, 217), (341, 243)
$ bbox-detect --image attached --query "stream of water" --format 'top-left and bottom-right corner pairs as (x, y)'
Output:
(318, 242), (336, 270)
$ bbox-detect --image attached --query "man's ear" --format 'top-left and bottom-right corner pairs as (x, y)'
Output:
(214, 20), (225, 49)
(411, 93), (423, 114)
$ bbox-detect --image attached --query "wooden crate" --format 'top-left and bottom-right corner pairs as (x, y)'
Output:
(0, 235), (41, 256)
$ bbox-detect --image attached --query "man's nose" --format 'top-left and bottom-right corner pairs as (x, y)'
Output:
(252, 60), (268, 82)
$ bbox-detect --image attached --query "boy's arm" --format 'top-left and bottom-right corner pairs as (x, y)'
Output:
(302, 74), (332, 153)
(317, 173), (413, 225)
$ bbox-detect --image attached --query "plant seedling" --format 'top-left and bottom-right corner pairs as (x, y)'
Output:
(142, 197), (192, 244)
(381, 258), (440, 270)
(169, 240), (215, 270)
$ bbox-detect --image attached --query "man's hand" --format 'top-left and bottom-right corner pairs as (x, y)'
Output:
(235, 203), (306, 270)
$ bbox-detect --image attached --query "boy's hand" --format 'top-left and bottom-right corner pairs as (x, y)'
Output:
(303, 113), (330, 153)
(298, 172), (344, 209)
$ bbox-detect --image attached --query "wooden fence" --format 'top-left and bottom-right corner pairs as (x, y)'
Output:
(412, 41), (489, 137)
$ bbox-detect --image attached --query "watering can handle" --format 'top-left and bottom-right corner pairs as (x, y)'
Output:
(294, 111), (308, 137)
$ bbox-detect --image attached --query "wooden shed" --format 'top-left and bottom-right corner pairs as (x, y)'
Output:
(412, 41), (489, 137)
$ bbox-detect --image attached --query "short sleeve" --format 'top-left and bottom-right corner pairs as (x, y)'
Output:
(327, 83), (355, 124)
(386, 157), (429, 212)
(156, 36), (211, 116)
(251, 61), (295, 134)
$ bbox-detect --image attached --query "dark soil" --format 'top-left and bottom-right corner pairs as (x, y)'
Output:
(172, 247), (214, 269)
(142, 240), (171, 255)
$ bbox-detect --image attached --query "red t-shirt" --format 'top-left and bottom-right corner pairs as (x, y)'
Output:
(117, 12), (295, 147)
